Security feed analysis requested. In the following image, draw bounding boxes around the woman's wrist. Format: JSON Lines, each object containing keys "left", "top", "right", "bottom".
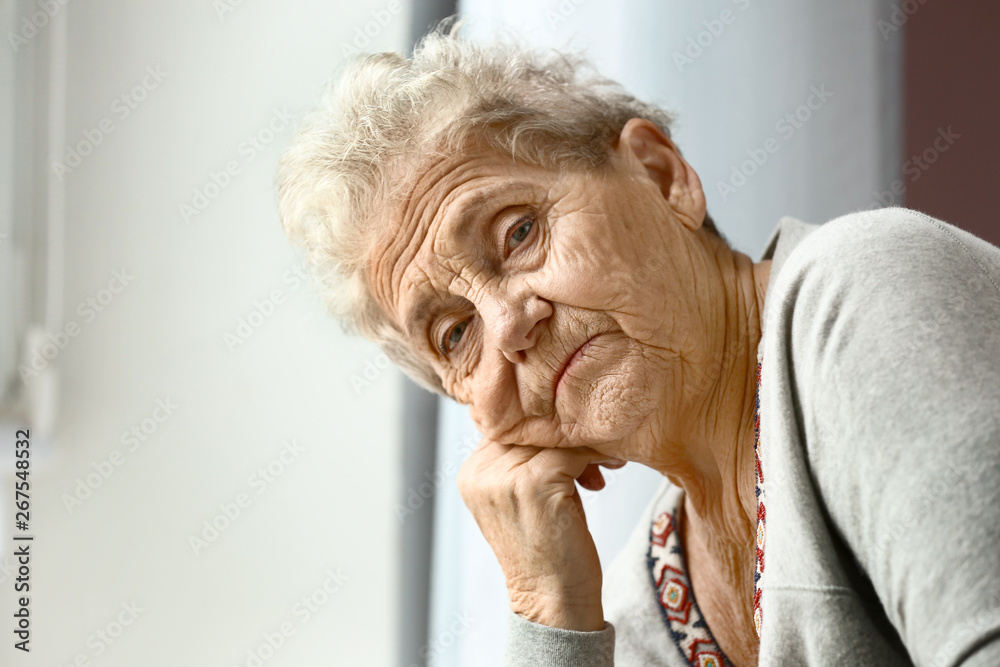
{"left": 509, "top": 589, "right": 605, "bottom": 631}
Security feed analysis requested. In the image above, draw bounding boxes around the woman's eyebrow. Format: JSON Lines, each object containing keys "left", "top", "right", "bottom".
{"left": 443, "top": 187, "right": 504, "bottom": 248}
{"left": 405, "top": 292, "right": 441, "bottom": 340}
{"left": 442, "top": 181, "right": 538, "bottom": 247}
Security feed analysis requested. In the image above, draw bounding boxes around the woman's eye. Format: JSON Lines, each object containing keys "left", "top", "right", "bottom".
{"left": 506, "top": 215, "right": 534, "bottom": 253}
{"left": 441, "top": 320, "right": 469, "bottom": 354}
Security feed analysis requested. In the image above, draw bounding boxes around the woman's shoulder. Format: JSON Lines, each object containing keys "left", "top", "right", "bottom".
{"left": 782, "top": 206, "right": 1000, "bottom": 288}
{"left": 763, "top": 206, "right": 1000, "bottom": 349}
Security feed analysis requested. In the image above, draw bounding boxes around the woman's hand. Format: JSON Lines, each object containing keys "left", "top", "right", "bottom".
{"left": 456, "top": 437, "right": 625, "bottom": 631}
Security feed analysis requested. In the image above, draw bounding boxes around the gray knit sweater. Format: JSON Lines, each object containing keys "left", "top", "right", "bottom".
{"left": 503, "top": 207, "right": 1000, "bottom": 666}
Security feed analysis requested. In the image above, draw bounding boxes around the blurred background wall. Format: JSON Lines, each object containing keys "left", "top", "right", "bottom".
{"left": 1, "top": 2, "right": 413, "bottom": 665}
{"left": 903, "top": 0, "right": 1000, "bottom": 247}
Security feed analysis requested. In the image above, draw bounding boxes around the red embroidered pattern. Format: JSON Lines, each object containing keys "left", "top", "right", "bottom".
{"left": 648, "top": 500, "right": 733, "bottom": 667}
{"left": 752, "top": 358, "right": 765, "bottom": 637}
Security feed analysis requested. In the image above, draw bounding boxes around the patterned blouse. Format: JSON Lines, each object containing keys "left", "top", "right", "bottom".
{"left": 646, "top": 358, "right": 764, "bottom": 667}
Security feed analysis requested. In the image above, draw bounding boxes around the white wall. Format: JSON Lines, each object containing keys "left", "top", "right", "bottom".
{"left": 0, "top": 2, "right": 413, "bottom": 666}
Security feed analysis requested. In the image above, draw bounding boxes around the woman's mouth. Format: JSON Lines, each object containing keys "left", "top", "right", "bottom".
{"left": 554, "top": 335, "right": 599, "bottom": 399}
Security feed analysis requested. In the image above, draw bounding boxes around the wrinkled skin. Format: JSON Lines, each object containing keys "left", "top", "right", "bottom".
{"left": 370, "top": 120, "right": 727, "bottom": 469}
{"left": 368, "top": 118, "right": 765, "bottom": 665}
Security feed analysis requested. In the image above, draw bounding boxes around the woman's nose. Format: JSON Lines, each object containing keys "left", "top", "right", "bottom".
{"left": 478, "top": 287, "right": 552, "bottom": 364}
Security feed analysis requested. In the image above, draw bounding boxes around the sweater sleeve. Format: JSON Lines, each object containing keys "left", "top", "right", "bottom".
{"left": 784, "top": 208, "right": 1000, "bottom": 666}
{"left": 503, "top": 608, "right": 616, "bottom": 667}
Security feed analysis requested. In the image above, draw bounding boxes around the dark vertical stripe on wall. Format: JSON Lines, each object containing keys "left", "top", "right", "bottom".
{"left": 398, "top": 5, "right": 456, "bottom": 667}
{"left": 398, "top": 385, "right": 441, "bottom": 667}
{"left": 409, "top": 0, "right": 459, "bottom": 52}
{"left": 903, "top": 0, "right": 1000, "bottom": 246}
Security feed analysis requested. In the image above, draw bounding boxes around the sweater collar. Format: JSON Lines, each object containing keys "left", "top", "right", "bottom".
{"left": 755, "top": 215, "right": 822, "bottom": 362}
{"left": 757, "top": 215, "right": 822, "bottom": 303}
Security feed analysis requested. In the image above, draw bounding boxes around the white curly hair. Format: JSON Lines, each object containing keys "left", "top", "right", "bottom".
{"left": 276, "top": 19, "right": 722, "bottom": 397}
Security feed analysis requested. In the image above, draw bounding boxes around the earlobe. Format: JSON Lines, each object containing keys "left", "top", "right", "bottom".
{"left": 617, "top": 118, "right": 706, "bottom": 232}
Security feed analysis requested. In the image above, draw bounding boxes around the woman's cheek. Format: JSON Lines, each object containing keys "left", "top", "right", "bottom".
{"left": 438, "top": 357, "right": 470, "bottom": 401}
{"left": 542, "top": 241, "right": 624, "bottom": 306}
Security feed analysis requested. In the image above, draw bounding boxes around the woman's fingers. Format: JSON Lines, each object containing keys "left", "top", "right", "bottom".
{"left": 456, "top": 437, "right": 609, "bottom": 631}
{"left": 576, "top": 463, "right": 607, "bottom": 491}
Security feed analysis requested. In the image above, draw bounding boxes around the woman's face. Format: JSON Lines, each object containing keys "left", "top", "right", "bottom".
{"left": 368, "top": 121, "right": 715, "bottom": 462}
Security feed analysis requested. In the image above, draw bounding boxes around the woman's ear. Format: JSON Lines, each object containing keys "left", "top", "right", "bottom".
{"left": 615, "top": 118, "right": 707, "bottom": 231}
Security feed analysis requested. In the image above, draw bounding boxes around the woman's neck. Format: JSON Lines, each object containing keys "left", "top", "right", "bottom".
{"left": 648, "top": 245, "right": 771, "bottom": 665}
{"left": 653, "top": 245, "right": 770, "bottom": 541}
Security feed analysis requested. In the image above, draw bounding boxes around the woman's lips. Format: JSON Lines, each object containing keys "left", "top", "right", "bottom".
{"left": 554, "top": 335, "right": 598, "bottom": 399}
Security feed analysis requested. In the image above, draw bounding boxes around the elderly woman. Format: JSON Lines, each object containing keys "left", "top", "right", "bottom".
{"left": 277, "top": 28, "right": 1000, "bottom": 666}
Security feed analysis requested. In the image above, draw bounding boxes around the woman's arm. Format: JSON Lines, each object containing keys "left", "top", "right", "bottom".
{"left": 779, "top": 207, "right": 1000, "bottom": 665}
